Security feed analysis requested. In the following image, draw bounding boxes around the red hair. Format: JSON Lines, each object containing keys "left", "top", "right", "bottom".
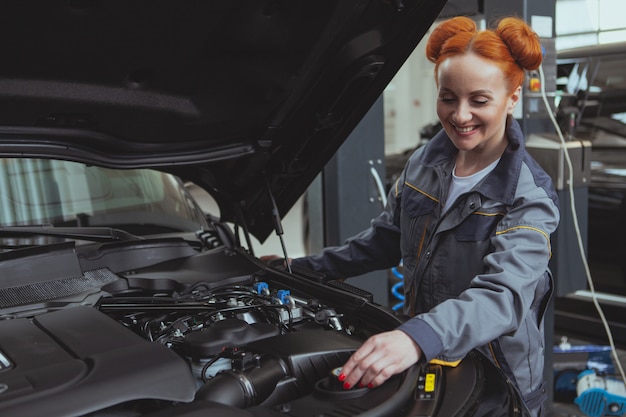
{"left": 426, "top": 16, "right": 542, "bottom": 93}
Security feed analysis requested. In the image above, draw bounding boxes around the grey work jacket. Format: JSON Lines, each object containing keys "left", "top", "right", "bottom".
{"left": 292, "top": 118, "right": 560, "bottom": 413}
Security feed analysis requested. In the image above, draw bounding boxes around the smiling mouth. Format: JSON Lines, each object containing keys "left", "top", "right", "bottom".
{"left": 454, "top": 125, "right": 477, "bottom": 133}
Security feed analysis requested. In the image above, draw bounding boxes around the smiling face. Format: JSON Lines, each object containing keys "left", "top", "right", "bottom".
{"left": 436, "top": 52, "right": 521, "bottom": 166}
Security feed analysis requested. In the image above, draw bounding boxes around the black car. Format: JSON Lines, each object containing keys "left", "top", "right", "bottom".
{"left": 0, "top": 2, "right": 528, "bottom": 417}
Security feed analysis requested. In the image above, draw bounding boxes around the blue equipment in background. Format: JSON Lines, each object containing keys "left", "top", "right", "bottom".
{"left": 553, "top": 339, "right": 626, "bottom": 417}
{"left": 575, "top": 369, "right": 626, "bottom": 417}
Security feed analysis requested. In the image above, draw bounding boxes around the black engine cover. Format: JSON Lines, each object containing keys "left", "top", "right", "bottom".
{"left": 0, "top": 306, "right": 196, "bottom": 417}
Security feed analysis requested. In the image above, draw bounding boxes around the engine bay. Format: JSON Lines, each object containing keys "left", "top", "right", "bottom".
{"left": 0, "top": 238, "right": 527, "bottom": 417}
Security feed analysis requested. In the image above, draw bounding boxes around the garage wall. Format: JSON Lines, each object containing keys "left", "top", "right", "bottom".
{"left": 382, "top": 24, "right": 438, "bottom": 156}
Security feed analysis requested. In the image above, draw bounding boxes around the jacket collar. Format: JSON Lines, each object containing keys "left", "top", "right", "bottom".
{"left": 420, "top": 117, "right": 525, "bottom": 205}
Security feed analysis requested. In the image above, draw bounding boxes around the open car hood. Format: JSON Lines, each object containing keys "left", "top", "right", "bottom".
{"left": 0, "top": 0, "right": 447, "bottom": 241}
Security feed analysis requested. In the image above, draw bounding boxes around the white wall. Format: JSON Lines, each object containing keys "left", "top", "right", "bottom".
{"left": 383, "top": 24, "right": 438, "bottom": 156}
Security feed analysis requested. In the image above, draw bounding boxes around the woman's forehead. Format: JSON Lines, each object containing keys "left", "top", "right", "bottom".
{"left": 437, "top": 53, "right": 508, "bottom": 92}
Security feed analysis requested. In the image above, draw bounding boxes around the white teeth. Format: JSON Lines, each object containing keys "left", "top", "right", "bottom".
{"left": 455, "top": 126, "right": 475, "bottom": 133}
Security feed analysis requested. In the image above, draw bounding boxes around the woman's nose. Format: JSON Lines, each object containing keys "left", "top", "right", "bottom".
{"left": 452, "top": 102, "right": 472, "bottom": 124}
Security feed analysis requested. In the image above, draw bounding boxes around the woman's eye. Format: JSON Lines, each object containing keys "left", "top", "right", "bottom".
{"left": 473, "top": 100, "right": 488, "bottom": 105}
{"left": 440, "top": 97, "right": 455, "bottom": 103}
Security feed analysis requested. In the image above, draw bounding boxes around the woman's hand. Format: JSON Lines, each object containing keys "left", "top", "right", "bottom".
{"left": 339, "top": 330, "right": 422, "bottom": 389}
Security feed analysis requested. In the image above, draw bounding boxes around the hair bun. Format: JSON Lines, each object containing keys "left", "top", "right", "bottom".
{"left": 426, "top": 16, "right": 476, "bottom": 64}
{"left": 496, "top": 17, "right": 543, "bottom": 71}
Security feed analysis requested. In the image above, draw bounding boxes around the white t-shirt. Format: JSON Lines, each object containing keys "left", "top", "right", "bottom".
{"left": 443, "top": 158, "right": 500, "bottom": 213}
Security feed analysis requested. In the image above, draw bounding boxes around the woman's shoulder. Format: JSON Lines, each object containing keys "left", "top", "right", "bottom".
{"left": 517, "top": 153, "right": 560, "bottom": 207}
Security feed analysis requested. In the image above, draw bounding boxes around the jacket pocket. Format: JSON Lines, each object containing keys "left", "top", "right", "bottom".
{"left": 454, "top": 211, "right": 501, "bottom": 241}
{"left": 401, "top": 186, "right": 438, "bottom": 217}
{"left": 524, "top": 380, "right": 548, "bottom": 412}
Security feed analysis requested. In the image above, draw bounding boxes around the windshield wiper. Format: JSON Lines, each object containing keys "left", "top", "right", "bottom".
{"left": 0, "top": 225, "right": 143, "bottom": 242}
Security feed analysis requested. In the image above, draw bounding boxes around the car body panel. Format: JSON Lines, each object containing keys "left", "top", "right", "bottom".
{"left": 0, "top": 0, "right": 447, "bottom": 241}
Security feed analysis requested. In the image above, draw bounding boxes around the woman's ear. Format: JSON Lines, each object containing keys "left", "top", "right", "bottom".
{"left": 508, "top": 85, "right": 522, "bottom": 115}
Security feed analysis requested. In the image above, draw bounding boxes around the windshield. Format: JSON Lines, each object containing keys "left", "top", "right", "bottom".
{"left": 0, "top": 158, "right": 209, "bottom": 234}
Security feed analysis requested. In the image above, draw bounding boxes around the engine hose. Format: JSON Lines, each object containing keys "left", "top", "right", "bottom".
{"left": 195, "top": 356, "right": 287, "bottom": 408}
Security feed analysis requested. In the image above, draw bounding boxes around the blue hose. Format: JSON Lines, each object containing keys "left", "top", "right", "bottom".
{"left": 390, "top": 264, "right": 404, "bottom": 311}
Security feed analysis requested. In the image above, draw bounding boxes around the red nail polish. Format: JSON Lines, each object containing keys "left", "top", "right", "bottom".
{"left": 343, "top": 382, "right": 351, "bottom": 390}
{"left": 358, "top": 383, "right": 365, "bottom": 388}
{"left": 338, "top": 373, "right": 346, "bottom": 382}
{"left": 368, "top": 383, "right": 374, "bottom": 389}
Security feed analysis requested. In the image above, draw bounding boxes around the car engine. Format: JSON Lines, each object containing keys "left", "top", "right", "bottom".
{"left": 0, "top": 238, "right": 527, "bottom": 417}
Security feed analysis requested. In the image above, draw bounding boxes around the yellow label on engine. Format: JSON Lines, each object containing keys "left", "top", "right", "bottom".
{"left": 425, "top": 373, "right": 435, "bottom": 392}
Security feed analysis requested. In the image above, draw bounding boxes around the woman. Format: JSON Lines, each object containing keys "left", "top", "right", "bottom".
{"left": 265, "top": 16, "right": 559, "bottom": 416}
